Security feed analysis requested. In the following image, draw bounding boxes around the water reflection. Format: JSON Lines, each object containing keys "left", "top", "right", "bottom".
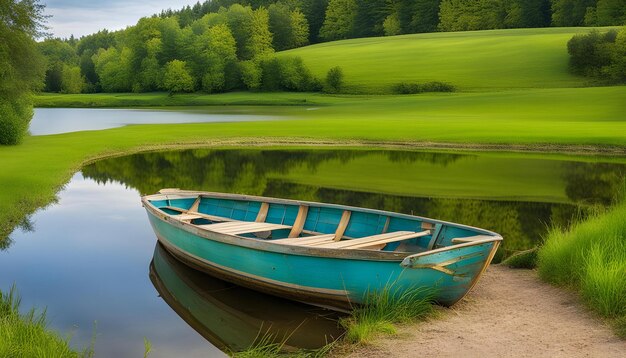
{"left": 150, "top": 243, "right": 343, "bottom": 352}
{"left": 83, "top": 148, "right": 626, "bottom": 259}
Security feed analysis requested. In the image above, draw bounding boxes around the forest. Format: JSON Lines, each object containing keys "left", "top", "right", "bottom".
{"left": 38, "top": 0, "right": 626, "bottom": 95}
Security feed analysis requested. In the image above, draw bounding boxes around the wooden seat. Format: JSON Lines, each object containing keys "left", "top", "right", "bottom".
{"left": 160, "top": 206, "right": 236, "bottom": 223}
{"left": 270, "top": 234, "right": 336, "bottom": 246}
{"left": 198, "top": 221, "right": 291, "bottom": 235}
{"left": 313, "top": 230, "right": 431, "bottom": 250}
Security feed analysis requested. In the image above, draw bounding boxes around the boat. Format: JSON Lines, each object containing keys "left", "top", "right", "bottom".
{"left": 150, "top": 243, "right": 343, "bottom": 352}
{"left": 142, "top": 189, "right": 502, "bottom": 310}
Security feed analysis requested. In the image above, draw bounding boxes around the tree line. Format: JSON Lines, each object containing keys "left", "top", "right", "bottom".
{"left": 40, "top": 0, "right": 626, "bottom": 95}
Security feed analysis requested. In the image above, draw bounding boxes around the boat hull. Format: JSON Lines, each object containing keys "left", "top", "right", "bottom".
{"left": 146, "top": 210, "right": 500, "bottom": 309}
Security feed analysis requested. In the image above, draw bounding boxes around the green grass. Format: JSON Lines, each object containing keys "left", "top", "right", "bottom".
{"left": 501, "top": 248, "right": 539, "bottom": 269}
{"left": 340, "top": 286, "right": 435, "bottom": 344}
{"left": 538, "top": 203, "right": 626, "bottom": 336}
{"left": 33, "top": 91, "right": 344, "bottom": 108}
{"left": 280, "top": 27, "right": 616, "bottom": 93}
{"left": 0, "top": 286, "right": 86, "bottom": 357}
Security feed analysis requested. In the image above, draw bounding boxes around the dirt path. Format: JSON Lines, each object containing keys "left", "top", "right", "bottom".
{"left": 347, "top": 265, "right": 625, "bottom": 358}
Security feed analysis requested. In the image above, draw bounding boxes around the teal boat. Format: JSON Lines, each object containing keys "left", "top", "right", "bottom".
{"left": 142, "top": 189, "right": 502, "bottom": 310}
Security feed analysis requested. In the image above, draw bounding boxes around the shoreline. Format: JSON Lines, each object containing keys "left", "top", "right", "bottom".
{"left": 343, "top": 265, "right": 626, "bottom": 357}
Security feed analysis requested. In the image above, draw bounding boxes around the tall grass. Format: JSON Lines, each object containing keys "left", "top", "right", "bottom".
{"left": 230, "top": 326, "right": 333, "bottom": 358}
{"left": 538, "top": 203, "right": 626, "bottom": 336}
{"left": 340, "top": 285, "right": 435, "bottom": 344}
{"left": 0, "top": 285, "right": 86, "bottom": 357}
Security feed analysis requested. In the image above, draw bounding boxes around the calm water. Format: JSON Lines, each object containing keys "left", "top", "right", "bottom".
{"left": 29, "top": 108, "right": 276, "bottom": 135}
{"left": 2, "top": 148, "right": 625, "bottom": 356}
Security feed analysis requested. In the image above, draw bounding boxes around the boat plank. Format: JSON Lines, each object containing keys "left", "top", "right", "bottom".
{"left": 310, "top": 231, "right": 413, "bottom": 248}
{"left": 271, "top": 234, "right": 336, "bottom": 246}
{"left": 341, "top": 231, "right": 431, "bottom": 249}
{"left": 315, "top": 231, "right": 429, "bottom": 249}
{"left": 199, "top": 222, "right": 291, "bottom": 235}
{"left": 159, "top": 206, "right": 236, "bottom": 223}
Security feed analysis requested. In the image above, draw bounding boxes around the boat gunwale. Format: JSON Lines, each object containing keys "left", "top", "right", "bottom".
{"left": 142, "top": 190, "right": 503, "bottom": 262}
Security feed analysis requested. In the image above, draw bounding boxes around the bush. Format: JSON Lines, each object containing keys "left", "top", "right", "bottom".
{"left": 0, "top": 97, "right": 33, "bottom": 145}
{"left": 566, "top": 27, "right": 626, "bottom": 83}
{"left": 260, "top": 56, "right": 321, "bottom": 92}
{"left": 568, "top": 30, "right": 617, "bottom": 76}
{"left": 392, "top": 81, "right": 455, "bottom": 94}
{"left": 324, "top": 66, "right": 343, "bottom": 93}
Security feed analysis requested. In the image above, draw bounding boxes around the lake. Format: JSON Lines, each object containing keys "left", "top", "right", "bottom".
{"left": 2, "top": 147, "right": 625, "bottom": 356}
{"left": 29, "top": 108, "right": 279, "bottom": 135}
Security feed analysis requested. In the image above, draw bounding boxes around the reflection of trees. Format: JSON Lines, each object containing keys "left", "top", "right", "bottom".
{"left": 83, "top": 149, "right": 365, "bottom": 195}
{"left": 563, "top": 162, "right": 625, "bottom": 206}
{"left": 386, "top": 151, "right": 465, "bottom": 166}
{"left": 83, "top": 149, "right": 471, "bottom": 197}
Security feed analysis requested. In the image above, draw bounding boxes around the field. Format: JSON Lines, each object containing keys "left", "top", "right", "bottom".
{"left": 280, "top": 27, "right": 612, "bottom": 93}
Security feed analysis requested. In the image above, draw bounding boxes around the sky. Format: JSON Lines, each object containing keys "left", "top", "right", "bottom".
{"left": 42, "top": 0, "right": 202, "bottom": 38}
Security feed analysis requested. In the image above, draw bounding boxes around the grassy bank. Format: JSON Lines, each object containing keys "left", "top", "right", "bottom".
{"left": 538, "top": 203, "right": 626, "bottom": 337}
{"left": 0, "top": 287, "right": 85, "bottom": 357}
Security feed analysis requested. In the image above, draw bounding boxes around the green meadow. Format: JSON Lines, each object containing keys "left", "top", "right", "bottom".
{"left": 280, "top": 27, "right": 612, "bottom": 93}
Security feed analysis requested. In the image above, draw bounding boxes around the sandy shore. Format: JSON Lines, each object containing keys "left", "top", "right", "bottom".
{"left": 346, "top": 265, "right": 625, "bottom": 358}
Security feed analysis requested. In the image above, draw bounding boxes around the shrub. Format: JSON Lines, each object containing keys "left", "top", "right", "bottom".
{"left": 568, "top": 30, "right": 617, "bottom": 76}
{"left": 324, "top": 66, "right": 344, "bottom": 93}
{"left": 392, "top": 81, "right": 455, "bottom": 94}
{"left": 260, "top": 56, "right": 321, "bottom": 92}
{"left": 0, "top": 97, "right": 33, "bottom": 145}
{"left": 566, "top": 27, "right": 626, "bottom": 83}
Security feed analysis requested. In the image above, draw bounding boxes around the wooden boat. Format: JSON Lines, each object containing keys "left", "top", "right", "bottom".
{"left": 142, "top": 189, "right": 502, "bottom": 310}
{"left": 150, "top": 243, "right": 343, "bottom": 352}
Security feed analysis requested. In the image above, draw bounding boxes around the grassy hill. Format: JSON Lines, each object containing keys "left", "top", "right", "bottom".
{"left": 280, "top": 27, "right": 608, "bottom": 93}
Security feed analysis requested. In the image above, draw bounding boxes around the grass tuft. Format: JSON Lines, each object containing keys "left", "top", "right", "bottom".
{"left": 340, "top": 285, "right": 435, "bottom": 344}
{"left": 538, "top": 203, "right": 626, "bottom": 338}
{"left": 0, "top": 285, "right": 85, "bottom": 357}
{"left": 502, "top": 247, "right": 538, "bottom": 269}
{"left": 230, "top": 330, "right": 284, "bottom": 358}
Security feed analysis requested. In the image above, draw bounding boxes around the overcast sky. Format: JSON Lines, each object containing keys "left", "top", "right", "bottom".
{"left": 42, "top": 0, "right": 201, "bottom": 38}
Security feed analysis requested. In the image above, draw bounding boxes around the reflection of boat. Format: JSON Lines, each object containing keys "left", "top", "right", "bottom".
{"left": 150, "top": 243, "right": 342, "bottom": 352}
{"left": 142, "top": 190, "right": 502, "bottom": 309}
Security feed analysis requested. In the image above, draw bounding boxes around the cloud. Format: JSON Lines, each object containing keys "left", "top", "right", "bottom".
{"left": 42, "top": 0, "right": 201, "bottom": 38}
